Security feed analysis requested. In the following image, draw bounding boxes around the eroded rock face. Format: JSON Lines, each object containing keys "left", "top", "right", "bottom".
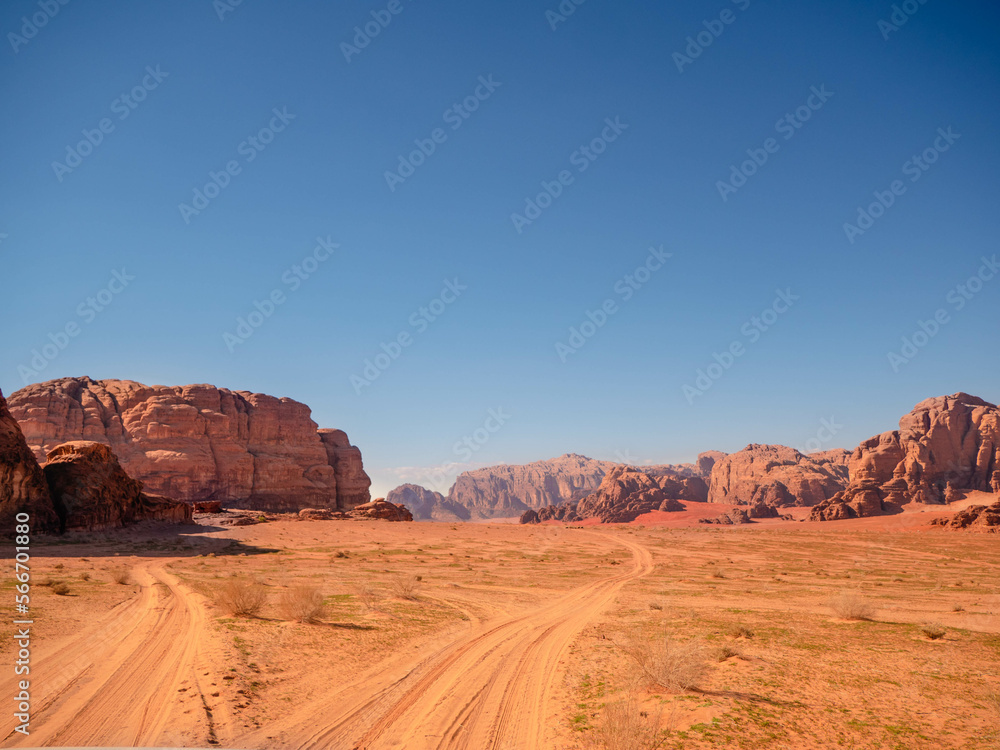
{"left": 808, "top": 482, "right": 886, "bottom": 522}
{"left": 386, "top": 483, "right": 471, "bottom": 522}
{"left": 575, "top": 467, "right": 683, "bottom": 523}
{"left": 0, "top": 388, "right": 58, "bottom": 530}
{"left": 708, "top": 444, "right": 849, "bottom": 508}
{"left": 43, "top": 441, "right": 192, "bottom": 530}
{"left": 699, "top": 508, "right": 752, "bottom": 525}
{"left": 932, "top": 501, "right": 1000, "bottom": 532}
{"left": 9, "top": 377, "right": 370, "bottom": 512}
{"left": 848, "top": 393, "right": 1000, "bottom": 505}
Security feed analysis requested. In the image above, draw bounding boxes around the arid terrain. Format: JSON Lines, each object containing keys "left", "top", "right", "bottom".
{"left": 2, "top": 509, "right": 997, "bottom": 750}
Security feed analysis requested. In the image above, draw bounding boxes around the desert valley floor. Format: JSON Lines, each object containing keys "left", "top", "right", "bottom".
{"left": 1, "top": 508, "right": 998, "bottom": 750}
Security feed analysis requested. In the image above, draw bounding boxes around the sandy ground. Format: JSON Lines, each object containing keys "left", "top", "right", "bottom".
{"left": 1, "top": 503, "right": 998, "bottom": 749}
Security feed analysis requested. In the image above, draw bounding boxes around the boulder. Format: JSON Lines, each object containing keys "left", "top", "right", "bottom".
{"left": 298, "top": 508, "right": 335, "bottom": 521}
{"left": 700, "top": 508, "right": 752, "bottom": 525}
{"left": 0, "top": 388, "right": 58, "bottom": 531}
{"left": 193, "top": 500, "right": 223, "bottom": 514}
{"left": 8, "top": 377, "right": 371, "bottom": 512}
{"left": 42, "top": 441, "right": 192, "bottom": 530}
{"left": 348, "top": 498, "right": 413, "bottom": 522}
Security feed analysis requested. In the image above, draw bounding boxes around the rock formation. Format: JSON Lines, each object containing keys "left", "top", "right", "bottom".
{"left": 699, "top": 508, "right": 752, "bottom": 525}
{"left": 8, "top": 377, "right": 371, "bottom": 512}
{"left": 0, "top": 388, "right": 58, "bottom": 530}
{"left": 931, "top": 500, "right": 1000, "bottom": 532}
{"left": 574, "top": 467, "right": 684, "bottom": 523}
{"left": 43, "top": 441, "right": 192, "bottom": 530}
{"left": 385, "top": 483, "right": 471, "bottom": 522}
{"left": 847, "top": 393, "right": 999, "bottom": 505}
{"left": 349, "top": 498, "right": 414, "bottom": 522}
{"left": 707, "top": 444, "right": 849, "bottom": 508}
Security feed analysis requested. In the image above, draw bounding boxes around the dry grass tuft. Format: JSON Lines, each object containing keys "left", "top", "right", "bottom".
{"left": 731, "top": 624, "right": 754, "bottom": 639}
{"left": 920, "top": 622, "right": 946, "bottom": 640}
{"left": 390, "top": 574, "right": 419, "bottom": 600}
{"left": 648, "top": 601, "right": 664, "bottom": 611}
{"left": 50, "top": 581, "right": 71, "bottom": 596}
{"left": 829, "top": 591, "right": 877, "bottom": 621}
{"left": 584, "top": 698, "right": 667, "bottom": 750}
{"left": 618, "top": 633, "right": 708, "bottom": 692}
{"left": 111, "top": 566, "right": 131, "bottom": 585}
{"left": 217, "top": 578, "right": 268, "bottom": 617}
{"left": 278, "top": 585, "right": 326, "bottom": 624}
{"left": 356, "top": 583, "right": 383, "bottom": 611}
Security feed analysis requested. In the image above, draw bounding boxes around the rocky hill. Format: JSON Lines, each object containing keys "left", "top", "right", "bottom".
{"left": 385, "top": 484, "right": 470, "bottom": 522}
{"left": 812, "top": 393, "right": 1000, "bottom": 521}
{"left": 1, "top": 387, "right": 58, "bottom": 530}
{"left": 707, "top": 445, "right": 849, "bottom": 508}
{"left": 8, "top": 377, "right": 371, "bottom": 512}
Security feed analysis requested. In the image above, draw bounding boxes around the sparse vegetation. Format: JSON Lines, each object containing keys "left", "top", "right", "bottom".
{"left": 584, "top": 698, "right": 667, "bottom": 750}
{"left": 216, "top": 578, "right": 268, "bottom": 617}
{"left": 111, "top": 566, "right": 131, "bottom": 585}
{"left": 920, "top": 622, "right": 946, "bottom": 640}
{"left": 731, "top": 624, "right": 754, "bottom": 639}
{"left": 829, "top": 590, "right": 877, "bottom": 621}
{"left": 648, "top": 601, "right": 663, "bottom": 611}
{"left": 278, "top": 586, "right": 326, "bottom": 624}
{"left": 390, "top": 574, "right": 419, "bottom": 600}
{"left": 79, "top": 571, "right": 91, "bottom": 581}
{"left": 50, "top": 581, "right": 71, "bottom": 596}
{"left": 617, "top": 633, "right": 708, "bottom": 692}
{"left": 356, "top": 583, "right": 382, "bottom": 611}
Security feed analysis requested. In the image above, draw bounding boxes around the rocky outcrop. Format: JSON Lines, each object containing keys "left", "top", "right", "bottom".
{"left": 708, "top": 444, "right": 849, "bottom": 508}
{"left": 8, "top": 377, "right": 370, "bottom": 512}
{"left": 656, "top": 475, "right": 710, "bottom": 503}
{"left": 349, "top": 498, "right": 413, "bottom": 522}
{"left": 847, "top": 393, "right": 999, "bottom": 506}
{"left": 574, "top": 467, "right": 683, "bottom": 523}
{"left": 386, "top": 483, "right": 471, "bottom": 522}
{"left": 0, "top": 388, "right": 58, "bottom": 530}
{"left": 520, "top": 503, "right": 582, "bottom": 524}
{"left": 43, "top": 441, "right": 192, "bottom": 530}
{"left": 447, "top": 454, "right": 619, "bottom": 518}
{"left": 931, "top": 501, "right": 1000, "bottom": 532}
{"left": 700, "top": 508, "right": 752, "bottom": 525}
{"left": 808, "top": 481, "right": 887, "bottom": 521}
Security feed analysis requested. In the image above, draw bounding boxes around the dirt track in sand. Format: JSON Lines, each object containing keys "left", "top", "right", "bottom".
{"left": 0, "top": 564, "right": 231, "bottom": 748}
{"left": 239, "top": 532, "right": 652, "bottom": 750}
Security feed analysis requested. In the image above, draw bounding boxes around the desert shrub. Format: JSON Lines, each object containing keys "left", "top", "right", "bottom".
{"left": 278, "top": 585, "right": 325, "bottom": 624}
{"left": 920, "top": 622, "right": 946, "bottom": 640}
{"left": 54, "top": 563, "right": 64, "bottom": 570}
{"left": 714, "top": 644, "right": 742, "bottom": 661}
{"left": 731, "top": 624, "right": 754, "bottom": 639}
{"left": 79, "top": 571, "right": 91, "bottom": 581}
{"left": 50, "top": 581, "right": 71, "bottom": 596}
{"left": 648, "top": 601, "right": 664, "bottom": 611}
{"left": 711, "top": 569, "right": 726, "bottom": 579}
{"left": 584, "top": 699, "right": 667, "bottom": 750}
{"left": 356, "top": 583, "right": 383, "bottom": 610}
{"left": 618, "top": 633, "right": 708, "bottom": 692}
{"left": 952, "top": 604, "right": 965, "bottom": 612}
{"left": 217, "top": 578, "right": 267, "bottom": 617}
{"left": 111, "top": 566, "right": 131, "bottom": 585}
{"left": 829, "top": 591, "right": 877, "bottom": 621}
{"left": 333, "top": 550, "right": 349, "bottom": 559}
{"left": 390, "top": 574, "right": 419, "bottom": 600}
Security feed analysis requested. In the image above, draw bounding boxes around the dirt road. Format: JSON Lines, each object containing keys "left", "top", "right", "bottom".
{"left": 257, "top": 532, "right": 653, "bottom": 750}
{"left": 0, "top": 564, "right": 230, "bottom": 748}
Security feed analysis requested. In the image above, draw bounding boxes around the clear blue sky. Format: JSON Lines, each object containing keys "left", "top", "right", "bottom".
{"left": 2, "top": 0, "right": 998, "bottom": 498}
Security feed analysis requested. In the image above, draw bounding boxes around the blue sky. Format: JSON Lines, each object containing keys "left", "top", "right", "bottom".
{"left": 1, "top": 0, "right": 997, "bottom": 498}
